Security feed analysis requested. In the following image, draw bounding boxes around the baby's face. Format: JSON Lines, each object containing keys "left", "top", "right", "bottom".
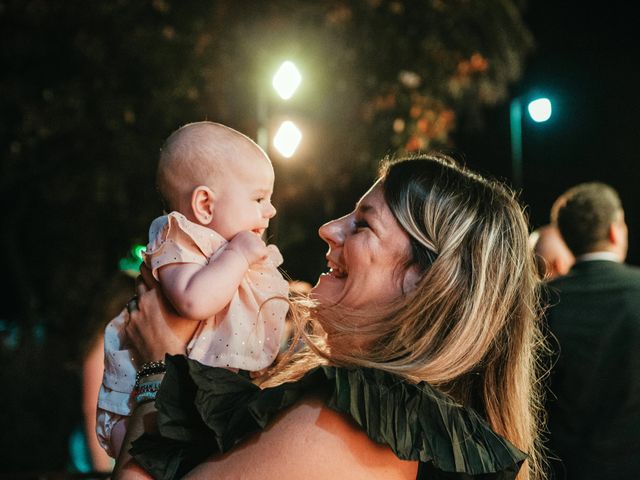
{"left": 210, "top": 156, "right": 276, "bottom": 241}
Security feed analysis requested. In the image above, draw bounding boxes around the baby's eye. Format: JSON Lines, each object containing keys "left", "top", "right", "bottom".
{"left": 256, "top": 197, "right": 265, "bottom": 203}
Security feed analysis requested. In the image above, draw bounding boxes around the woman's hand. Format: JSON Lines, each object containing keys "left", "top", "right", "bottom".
{"left": 138, "top": 263, "right": 158, "bottom": 291}
{"left": 124, "top": 282, "right": 194, "bottom": 363}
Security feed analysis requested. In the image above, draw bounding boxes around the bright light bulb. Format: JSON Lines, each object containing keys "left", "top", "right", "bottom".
{"left": 527, "top": 98, "right": 552, "bottom": 123}
{"left": 273, "top": 121, "right": 302, "bottom": 158}
{"left": 272, "top": 61, "right": 301, "bottom": 100}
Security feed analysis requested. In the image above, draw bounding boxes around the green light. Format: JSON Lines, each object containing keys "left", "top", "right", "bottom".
{"left": 119, "top": 244, "right": 146, "bottom": 275}
{"left": 118, "top": 257, "right": 140, "bottom": 273}
{"left": 132, "top": 244, "right": 146, "bottom": 261}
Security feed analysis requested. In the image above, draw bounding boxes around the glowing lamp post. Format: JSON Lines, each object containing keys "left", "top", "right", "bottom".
{"left": 256, "top": 60, "right": 304, "bottom": 242}
{"left": 528, "top": 98, "right": 552, "bottom": 123}
{"left": 510, "top": 95, "right": 553, "bottom": 189}
{"left": 257, "top": 60, "right": 303, "bottom": 159}
{"left": 271, "top": 61, "right": 302, "bottom": 158}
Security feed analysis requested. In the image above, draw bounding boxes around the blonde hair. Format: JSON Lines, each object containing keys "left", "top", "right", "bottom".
{"left": 265, "top": 153, "right": 546, "bottom": 480}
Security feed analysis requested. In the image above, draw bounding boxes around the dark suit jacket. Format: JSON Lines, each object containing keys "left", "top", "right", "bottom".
{"left": 544, "top": 260, "right": 640, "bottom": 480}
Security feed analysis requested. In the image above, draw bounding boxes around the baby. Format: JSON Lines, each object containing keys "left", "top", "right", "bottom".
{"left": 97, "top": 121, "right": 289, "bottom": 459}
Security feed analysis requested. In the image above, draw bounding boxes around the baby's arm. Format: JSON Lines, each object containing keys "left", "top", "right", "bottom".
{"left": 158, "top": 231, "right": 269, "bottom": 320}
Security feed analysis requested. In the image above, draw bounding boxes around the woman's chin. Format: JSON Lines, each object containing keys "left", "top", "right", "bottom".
{"left": 311, "top": 273, "right": 345, "bottom": 305}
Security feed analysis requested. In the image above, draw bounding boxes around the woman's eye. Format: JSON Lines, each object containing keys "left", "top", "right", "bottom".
{"left": 354, "top": 220, "right": 369, "bottom": 230}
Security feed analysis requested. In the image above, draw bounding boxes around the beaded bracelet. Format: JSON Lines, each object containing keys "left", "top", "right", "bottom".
{"left": 133, "top": 379, "right": 162, "bottom": 405}
{"left": 134, "top": 360, "right": 166, "bottom": 389}
{"left": 135, "top": 390, "right": 159, "bottom": 405}
{"left": 133, "top": 379, "right": 162, "bottom": 395}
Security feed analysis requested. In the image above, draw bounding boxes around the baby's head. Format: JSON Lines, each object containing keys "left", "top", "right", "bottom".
{"left": 156, "top": 121, "right": 276, "bottom": 241}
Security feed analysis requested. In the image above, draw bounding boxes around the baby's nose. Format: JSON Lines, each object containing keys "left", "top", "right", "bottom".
{"left": 265, "top": 202, "right": 277, "bottom": 218}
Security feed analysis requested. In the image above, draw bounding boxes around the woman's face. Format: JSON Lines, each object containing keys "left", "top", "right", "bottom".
{"left": 313, "top": 181, "right": 415, "bottom": 310}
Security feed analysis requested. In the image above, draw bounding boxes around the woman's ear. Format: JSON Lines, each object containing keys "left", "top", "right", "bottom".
{"left": 402, "top": 264, "right": 422, "bottom": 294}
{"left": 191, "top": 186, "right": 215, "bottom": 225}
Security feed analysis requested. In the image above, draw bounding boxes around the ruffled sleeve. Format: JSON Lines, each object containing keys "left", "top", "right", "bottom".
{"left": 325, "top": 368, "right": 527, "bottom": 478}
{"left": 143, "top": 212, "right": 226, "bottom": 281}
{"left": 131, "top": 355, "right": 527, "bottom": 480}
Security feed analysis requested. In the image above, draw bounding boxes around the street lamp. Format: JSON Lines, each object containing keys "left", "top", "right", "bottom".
{"left": 257, "top": 60, "right": 303, "bottom": 158}
{"left": 510, "top": 95, "right": 552, "bottom": 190}
{"left": 256, "top": 60, "right": 304, "bottom": 244}
{"left": 528, "top": 98, "right": 552, "bottom": 123}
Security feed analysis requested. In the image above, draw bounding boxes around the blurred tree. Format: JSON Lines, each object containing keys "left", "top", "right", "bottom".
{"left": 0, "top": 0, "right": 532, "bottom": 471}
{"left": 189, "top": 0, "right": 534, "bottom": 279}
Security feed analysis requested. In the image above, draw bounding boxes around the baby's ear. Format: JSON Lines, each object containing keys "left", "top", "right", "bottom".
{"left": 191, "top": 186, "right": 215, "bottom": 225}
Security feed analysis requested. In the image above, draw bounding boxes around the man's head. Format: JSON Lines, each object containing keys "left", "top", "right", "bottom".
{"left": 530, "top": 224, "right": 574, "bottom": 279}
{"left": 551, "top": 182, "right": 627, "bottom": 260}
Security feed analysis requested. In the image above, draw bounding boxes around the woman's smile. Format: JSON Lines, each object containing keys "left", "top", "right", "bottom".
{"left": 326, "top": 259, "right": 347, "bottom": 278}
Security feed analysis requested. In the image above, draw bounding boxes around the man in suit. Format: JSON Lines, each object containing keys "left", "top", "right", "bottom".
{"left": 545, "top": 182, "right": 640, "bottom": 479}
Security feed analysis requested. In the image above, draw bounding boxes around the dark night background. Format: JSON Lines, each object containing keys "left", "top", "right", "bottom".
{"left": 458, "top": 1, "right": 639, "bottom": 266}
{"left": 1, "top": 0, "right": 638, "bottom": 475}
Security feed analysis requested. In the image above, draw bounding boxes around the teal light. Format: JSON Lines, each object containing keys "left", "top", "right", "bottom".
{"left": 527, "top": 98, "right": 552, "bottom": 123}
{"left": 68, "top": 425, "right": 92, "bottom": 473}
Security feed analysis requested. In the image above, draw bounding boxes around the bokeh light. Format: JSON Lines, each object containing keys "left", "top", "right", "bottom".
{"left": 527, "top": 97, "right": 552, "bottom": 122}
{"left": 272, "top": 61, "right": 302, "bottom": 100}
{"left": 273, "top": 121, "right": 302, "bottom": 157}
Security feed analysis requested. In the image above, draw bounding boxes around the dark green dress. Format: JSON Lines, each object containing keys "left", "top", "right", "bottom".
{"left": 131, "top": 355, "right": 527, "bottom": 479}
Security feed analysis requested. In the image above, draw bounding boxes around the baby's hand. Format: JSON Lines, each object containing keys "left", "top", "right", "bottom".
{"left": 228, "top": 230, "right": 269, "bottom": 267}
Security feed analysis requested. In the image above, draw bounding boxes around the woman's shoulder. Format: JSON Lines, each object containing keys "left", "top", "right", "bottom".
{"left": 131, "top": 356, "right": 526, "bottom": 480}
{"left": 184, "top": 395, "right": 417, "bottom": 480}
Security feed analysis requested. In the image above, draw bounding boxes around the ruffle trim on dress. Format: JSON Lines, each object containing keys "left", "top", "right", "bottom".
{"left": 130, "top": 355, "right": 527, "bottom": 480}
{"left": 143, "top": 212, "right": 226, "bottom": 280}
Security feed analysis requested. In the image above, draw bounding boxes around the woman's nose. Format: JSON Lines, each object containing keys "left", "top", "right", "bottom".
{"left": 318, "top": 214, "right": 349, "bottom": 246}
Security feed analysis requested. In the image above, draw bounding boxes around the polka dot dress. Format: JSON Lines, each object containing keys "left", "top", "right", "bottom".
{"left": 144, "top": 212, "right": 290, "bottom": 370}
{"left": 97, "top": 212, "right": 289, "bottom": 449}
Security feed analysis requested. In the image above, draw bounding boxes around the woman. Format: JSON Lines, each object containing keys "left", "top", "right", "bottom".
{"left": 114, "top": 153, "right": 546, "bottom": 480}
